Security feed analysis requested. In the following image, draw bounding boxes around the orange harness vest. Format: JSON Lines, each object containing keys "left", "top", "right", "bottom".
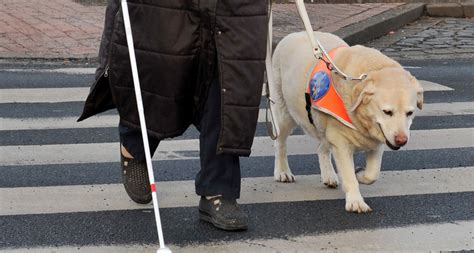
{"left": 305, "top": 47, "right": 356, "bottom": 129}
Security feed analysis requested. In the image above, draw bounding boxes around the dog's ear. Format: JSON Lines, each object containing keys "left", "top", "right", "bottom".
{"left": 409, "top": 75, "right": 424, "bottom": 110}
{"left": 351, "top": 80, "right": 375, "bottom": 112}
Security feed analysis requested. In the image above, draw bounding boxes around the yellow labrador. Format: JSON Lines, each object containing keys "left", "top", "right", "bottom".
{"left": 270, "top": 31, "right": 424, "bottom": 213}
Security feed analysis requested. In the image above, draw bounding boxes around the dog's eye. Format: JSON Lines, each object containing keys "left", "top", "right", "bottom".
{"left": 406, "top": 111, "right": 414, "bottom": 117}
{"left": 383, "top": 110, "right": 393, "bottom": 116}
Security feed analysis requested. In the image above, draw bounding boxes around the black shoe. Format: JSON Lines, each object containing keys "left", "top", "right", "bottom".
{"left": 121, "top": 153, "right": 152, "bottom": 204}
{"left": 199, "top": 196, "right": 248, "bottom": 231}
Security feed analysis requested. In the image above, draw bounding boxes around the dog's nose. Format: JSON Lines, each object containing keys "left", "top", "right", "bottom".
{"left": 395, "top": 134, "right": 407, "bottom": 146}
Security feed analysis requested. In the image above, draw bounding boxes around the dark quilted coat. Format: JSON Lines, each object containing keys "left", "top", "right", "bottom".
{"left": 78, "top": 0, "right": 269, "bottom": 156}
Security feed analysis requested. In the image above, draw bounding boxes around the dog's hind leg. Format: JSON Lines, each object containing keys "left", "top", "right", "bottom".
{"left": 318, "top": 142, "right": 339, "bottom": 188}
{"left": 356, "top": 146, "right": 383, "bottom": 185}
{"left": 270, "top": 47, "right": 298, "bottom": 183}
{"left": 273, "top": 118, "right": 297, "bottom": 182}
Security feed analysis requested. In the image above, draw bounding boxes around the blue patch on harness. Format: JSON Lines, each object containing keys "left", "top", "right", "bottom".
{"left": 310, "top": 71, "right": 330, "bottom": 101}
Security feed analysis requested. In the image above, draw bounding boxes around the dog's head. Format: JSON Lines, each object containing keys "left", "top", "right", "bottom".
{"left": 350, "top": 67, "right": 424, "bottom": 150}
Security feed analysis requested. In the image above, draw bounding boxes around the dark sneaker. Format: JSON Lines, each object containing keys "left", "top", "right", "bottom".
{"left": 121, "top": 153, "right": 152, "bottom": 204}
{"left": 199, "top": 196, "right": 248, "bottom": 231}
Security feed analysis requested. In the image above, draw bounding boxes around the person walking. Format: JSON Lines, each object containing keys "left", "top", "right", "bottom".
{"left": 78, "top": 0, "right": 269, "bottom": 231}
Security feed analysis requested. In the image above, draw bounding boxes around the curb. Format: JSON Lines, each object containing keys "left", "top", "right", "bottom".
{"left": 334, "top": 3, "right": 426, "bottom": 45}
{"left": 426, "top": 3, "right": 474, "bottom": 17}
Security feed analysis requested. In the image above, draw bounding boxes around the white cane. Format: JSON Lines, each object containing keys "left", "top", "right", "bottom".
{"left": 121, "top": 1, "right": 172, "bottom": 252}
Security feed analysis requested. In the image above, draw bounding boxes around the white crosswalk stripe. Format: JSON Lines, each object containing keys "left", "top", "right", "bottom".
{"left": 0, "top": 68, "right": 473, "bottom": 252}
{"left": 1, "top": 68, "right": 96, "bottom": 75}
{"left": 1, "top": 167, "right": 472, "bottom": 216}
{"left": 0, "top": 79, "right": 453, "bottom": 103}
{"left": 0, "top": 87, "right": 89, "bottom": 103}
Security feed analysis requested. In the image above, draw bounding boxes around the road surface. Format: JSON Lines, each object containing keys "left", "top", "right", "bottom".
{"left": 0, "top": 57, "right": 473, "bottom": 252}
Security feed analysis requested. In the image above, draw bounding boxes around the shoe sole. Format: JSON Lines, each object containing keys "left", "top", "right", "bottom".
{"left": 199, "top": 210, "right": 248, "bottom": 231}
{"left": 124, "top": 190, "right": 152, "bottom": 204}
{"left": 122, "top": 180, "right": 152, "bottom": 204}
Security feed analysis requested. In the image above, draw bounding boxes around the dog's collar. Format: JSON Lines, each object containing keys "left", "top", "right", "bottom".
{"left": 305, "top": 47, "right": 356, "bottom": 130}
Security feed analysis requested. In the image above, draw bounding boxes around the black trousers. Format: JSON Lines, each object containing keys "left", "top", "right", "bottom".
{"left": 119, "top": 78, "right": 241, "bottom": 199}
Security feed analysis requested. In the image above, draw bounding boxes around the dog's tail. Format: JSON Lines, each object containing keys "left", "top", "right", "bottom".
{"left": 269, "top": 49, "right": 284, "bottom": 109}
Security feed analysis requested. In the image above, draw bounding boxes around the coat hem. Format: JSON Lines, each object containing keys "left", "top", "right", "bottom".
{"left": 119, "top": 118, "right": 189, "bottom": 142}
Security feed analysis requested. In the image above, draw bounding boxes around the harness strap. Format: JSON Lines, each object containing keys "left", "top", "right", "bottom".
{"left": 305, "top": 93, "right": 314, "bottom": 125}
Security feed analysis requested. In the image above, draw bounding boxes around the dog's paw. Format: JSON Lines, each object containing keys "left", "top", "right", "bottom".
{"left": 355, "top": 168, "right": 376, "bottom": 185}
{"left": 321, "top": 172, "right": 339, "bottom": 188}
{"left": 274, "top": 171, "right": 296, "bottom": 183}
{"left": 345, "top": 194, "right": 372, "bottom": 213}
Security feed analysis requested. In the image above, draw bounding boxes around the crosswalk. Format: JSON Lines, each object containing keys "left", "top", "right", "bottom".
{"left": 0, "top": 65, "right": 473, "bottom": 252}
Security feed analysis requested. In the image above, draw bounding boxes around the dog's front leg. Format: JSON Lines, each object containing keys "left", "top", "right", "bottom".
{"left": 357, "top": 146, "right": 384, "bottom": 185}
{"left": 332, "top": 146, "right": 372, "bottom": 213}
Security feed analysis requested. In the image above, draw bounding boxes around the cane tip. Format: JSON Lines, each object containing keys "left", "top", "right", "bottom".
{"left": 157, "top": 247, "right": 172, "bottom": 253}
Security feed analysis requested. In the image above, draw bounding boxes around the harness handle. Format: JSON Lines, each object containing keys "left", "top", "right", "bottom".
{"left": 295, "top": 0, "right": 367, "bottom": 81}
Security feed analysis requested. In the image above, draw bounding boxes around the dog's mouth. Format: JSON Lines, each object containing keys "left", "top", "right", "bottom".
{"left": 385, "top": 140, "right": 401, "bottom": 150}
{"left": 377, "top": 123, "right": 401, "bottom": 151}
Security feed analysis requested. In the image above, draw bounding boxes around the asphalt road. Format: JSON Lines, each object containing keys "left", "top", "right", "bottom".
{"left": 0, "top": 57, "right": 473, "bottom": 252}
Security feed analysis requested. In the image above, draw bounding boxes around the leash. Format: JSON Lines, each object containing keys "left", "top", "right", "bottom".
{"left": 264, "top": 2, "right": 279, "bottom": 140}
{"left": 121, "top": 1, "right": 171, "bottom": 252}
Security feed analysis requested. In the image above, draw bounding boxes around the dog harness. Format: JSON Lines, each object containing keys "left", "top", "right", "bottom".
{"left": 305, "top": 47, "right": 356, "bottom": 129}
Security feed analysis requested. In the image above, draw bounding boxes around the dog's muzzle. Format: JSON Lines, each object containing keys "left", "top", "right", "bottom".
{"left": 377, "top": 123, "right": 401, "bottom": 151}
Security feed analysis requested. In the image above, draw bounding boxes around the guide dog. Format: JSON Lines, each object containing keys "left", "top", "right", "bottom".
{"left": 270, "top": 31, "right": 423, "bottom": 213}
